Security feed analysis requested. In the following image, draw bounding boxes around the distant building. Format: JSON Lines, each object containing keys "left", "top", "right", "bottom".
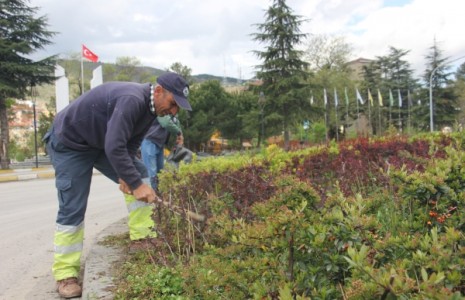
{"left": 9, "top": 100, "right": 45, "bottom": 147}
{"left": 347, "top": 58, "right": 374, "bottom": 81}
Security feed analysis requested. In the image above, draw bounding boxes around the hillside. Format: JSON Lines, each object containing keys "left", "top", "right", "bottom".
{"left": 31, "top": 59, "right": 247, "bottom": 107}
{"left": 59, "top": 59, "right": 245, "bottom": 84}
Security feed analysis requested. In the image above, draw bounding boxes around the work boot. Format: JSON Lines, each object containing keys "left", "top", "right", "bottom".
{"left": 56, "top": 277, "right": 82, "bottom": 298}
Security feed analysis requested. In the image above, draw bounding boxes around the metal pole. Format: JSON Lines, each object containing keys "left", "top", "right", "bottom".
{"left": 33, "top": 101, "right": 38, "bottom": 168}
{"left": 81, "top": 55, "right": 85, "bottom": 94}
{"left": 260, "top": 108, "right": 264, "bottom": 146}
{"left": 429, "top": 55, "right": 465, "bottom": 132}
{"left": 429, "top": 67, "right": 437, "bottom": 132}
{"left": 335, "top": 106, "right": 339, "bottom": 141}
{"left": 356, "top": 94, "right": 359, "bottom": 135}
{"left": 258, "top": 92, "right": 265, "bottom": 147}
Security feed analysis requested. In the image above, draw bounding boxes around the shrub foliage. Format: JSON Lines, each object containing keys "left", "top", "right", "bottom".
{"left": 115, "top": 133, "right": 465, "bottom": 299}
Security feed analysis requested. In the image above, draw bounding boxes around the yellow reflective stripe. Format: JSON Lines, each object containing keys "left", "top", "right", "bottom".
{"left": 124, "top": 194, "right": 157, "bottom": 240}
{"left": 54, "top": 243, "right": 83, "bottom": 254}
{"left": 53, "top": 252, "right": 81, "bottom": 281}
{"left": 127, "top": 200, "right": 151, "bottom": 213}
{"left": 54, "top": 226, "right": 84, "bottom": 247}
{"left": 55, "top": 221, "right": 84, "bottom": 234}
{"left": 52, "top": 222, "right": 83, "bottom": 281}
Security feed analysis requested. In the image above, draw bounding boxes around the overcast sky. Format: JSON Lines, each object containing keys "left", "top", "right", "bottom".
{"left": 29, "top": 0, "right": 465, "bottom": 80}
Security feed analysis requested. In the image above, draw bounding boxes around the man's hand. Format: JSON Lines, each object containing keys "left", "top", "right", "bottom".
{"left": 132, "top": 183, "right": 156, "bottom": 203}
{"left": 118, "top": 179, "right": 132, "bottom": 194}
{"left": 119, "top": 179, "right": 156, "bottom": 203}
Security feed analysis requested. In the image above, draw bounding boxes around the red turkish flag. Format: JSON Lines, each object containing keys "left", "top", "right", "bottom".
{"left": 82, "top": 44, "right": 98, "bottom": 62}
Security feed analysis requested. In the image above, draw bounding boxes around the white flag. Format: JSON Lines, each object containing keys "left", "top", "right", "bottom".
{"left": 389, "top": 89, "right": 394, "bottom": 106}
{"left": 356, "top": 88, "right": 365, "bottom": 104}
{"left": 334, "top": 88, "right": 338, "bottom": 107}
{"left": 377, "top": 89, "right": 383, "bottom": 107}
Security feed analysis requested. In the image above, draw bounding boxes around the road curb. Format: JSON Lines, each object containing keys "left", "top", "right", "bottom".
{"left": 0, "top": 169, "right": 103, "bottom": 183}
{"left": 0, "top": 175, "right": 18, "bottom": 182}
{"left": 38, "top": 172, "right": 55, "bottom": 179}
{"left": 0, "top": 172, "right": 55, "bottom": 182}
{"left": 82, "top": 218, "right": 128, "bottom": 300}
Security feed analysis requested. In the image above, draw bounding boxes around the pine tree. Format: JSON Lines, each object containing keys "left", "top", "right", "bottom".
{"left": 251, "top": 0, "right": 309, "bottom": 149}
{"left": 363, "top": 47, "right": 418, "bottom": 133}
{"left": 0, "top": 0, "right": 57, "bottom": 169}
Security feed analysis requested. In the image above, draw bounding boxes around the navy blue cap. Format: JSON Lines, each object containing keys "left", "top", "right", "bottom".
{"left": 156, "top": 72, "right": 192, "bottom": 111}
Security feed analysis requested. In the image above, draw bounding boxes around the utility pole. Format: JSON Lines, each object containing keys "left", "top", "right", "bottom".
{"left": 429, "top": 55, "right": 465, "bottom": 132}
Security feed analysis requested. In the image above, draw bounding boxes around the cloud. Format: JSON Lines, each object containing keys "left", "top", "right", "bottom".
{"left": 29, "top": 0, "right": 465, "bottom": 80}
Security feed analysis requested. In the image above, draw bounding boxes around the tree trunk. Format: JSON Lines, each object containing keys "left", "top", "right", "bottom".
{"left": 0, "top": 98, "right": 10, "bottom": 169}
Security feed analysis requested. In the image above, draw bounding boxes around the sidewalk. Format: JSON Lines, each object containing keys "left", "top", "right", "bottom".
{"left": 1, "top": 166, "right": 122, "bottom": 299}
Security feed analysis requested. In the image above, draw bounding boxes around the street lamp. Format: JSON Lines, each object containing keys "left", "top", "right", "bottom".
{"left": 258, "top": 91, "right": 266, "bottom": 147}
{"left": 429, "top": 55, "right": 465, "bottom": 132}
{"left": 31, "top": 86, "right": 39, "bottom": 168}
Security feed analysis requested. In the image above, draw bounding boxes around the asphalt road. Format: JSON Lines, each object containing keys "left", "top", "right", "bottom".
{"left": 0, "top": 175, "right": 128, "bottom": 300}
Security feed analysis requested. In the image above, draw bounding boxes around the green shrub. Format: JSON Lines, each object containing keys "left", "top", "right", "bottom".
{"left": 114, "top": 134, "right": 465, "bottom": 299}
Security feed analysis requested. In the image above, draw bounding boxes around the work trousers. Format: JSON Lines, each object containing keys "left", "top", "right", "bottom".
{"left": 45, "top": 129, "right": 156, "bottom": 281}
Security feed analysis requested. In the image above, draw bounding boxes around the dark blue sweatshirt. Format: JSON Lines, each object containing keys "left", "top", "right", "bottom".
{"left": 53, "top": 82, "right": 155, "bottom": 189}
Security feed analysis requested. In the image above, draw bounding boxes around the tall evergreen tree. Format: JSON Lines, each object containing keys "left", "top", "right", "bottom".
{"left": 217, "top": 91, "right": 257, "bottom": 148}
{"left": 251, "top": 0, "right": 309, "bottom": 149}
{"left": 364, "top": 47, "right": 418, "bottom": 133}
{"left": 0, "top": 0, "right": 57, "bottom": 168}
{"left": 181, "top": 80, "right": 230, "bottom": 151}
{"left": 387, "top": 47, "right": 419, "bottom": 133}
{"left": 360, "top": 62, "right": 382, "bottom": 134}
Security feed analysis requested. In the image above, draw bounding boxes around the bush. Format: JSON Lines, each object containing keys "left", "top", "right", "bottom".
{"left": 114, "top": 134, "right": 465, "bottom": 299}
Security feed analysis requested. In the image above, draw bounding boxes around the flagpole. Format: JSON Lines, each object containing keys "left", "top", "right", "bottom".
{"left": 356, "top": 90, "right": 360, "bottom": 137}
{"left": 334, "top": 88, "right": 339, "bottom": 142}
{"left": 389, "top": 105, "right": 392, "bottom": 126}
{"left": 81, "top": 49, "right": 85, "bottom": 95}
{"left": 368, "top": 92, "right": 371, "bottom": 136}
{"left": 335, "top": 107, "right": 339, "bottom": 141}
{"left": 324, "top": 108, "right": 328, "bottom": 142}
{"left": 323, "top": 88, "right": 328, "bottom": 142}
{"left": 378, "top": 102, "right": 381, "bottom": 135}
{"left": 389, "top": 89, "right": 393, "bottom": 127}
{"left": 398, "top": 108, "right": 401, "bottom": 132}
{"left": 407, "top": 89, "right": 411, "bottom": 133}
{"left": 345, "top": 87, "right": 349, "bottom": 133}
{"left": 398, "top": 89, "right": 402, "bottom": 133}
